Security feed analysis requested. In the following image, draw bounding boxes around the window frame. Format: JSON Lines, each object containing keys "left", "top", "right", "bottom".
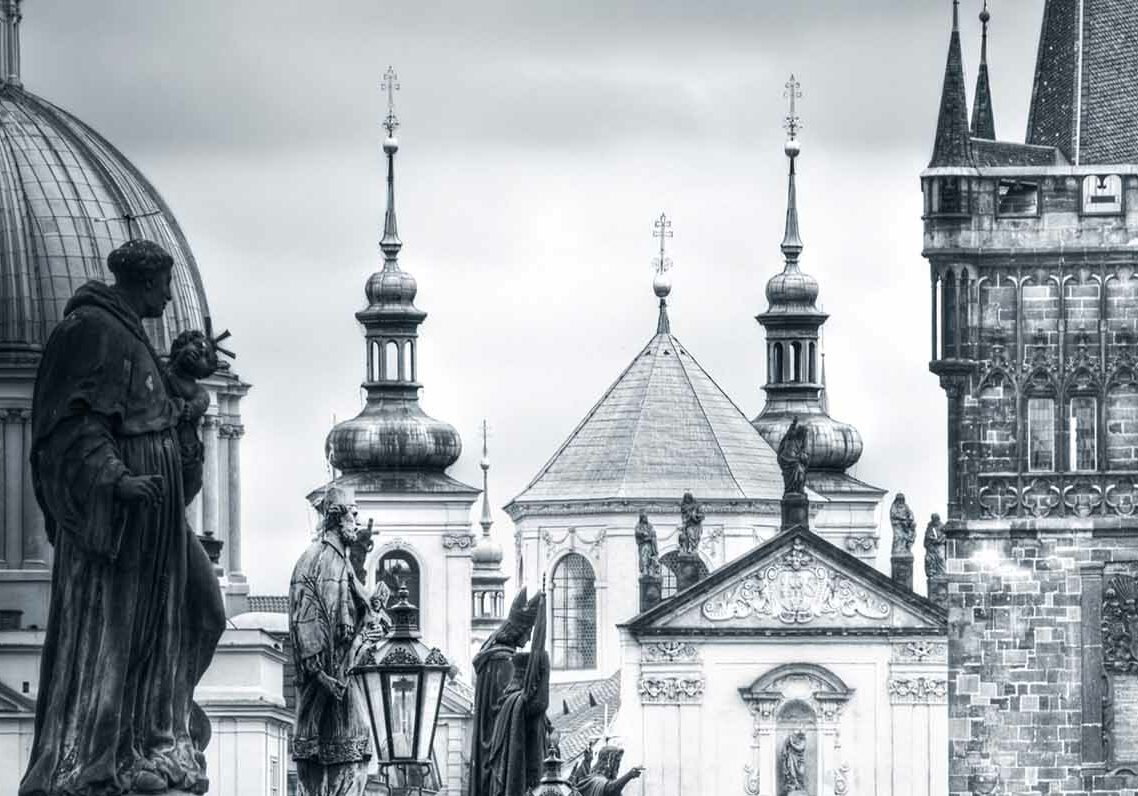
{"left": 549, "top": 552, "right": 597, "bottom": 671}
{"left": 1027, "top": 396, "right": 1056, "bottom": 473}
{"left": 1080, "top": 174, "right": 1124, "bottom": 217}
{"left": 1068, "top": 395, "right": 1098, "bottom": 472}
{"left": 994, "top": 178, "right": 1041, "bottom": 218}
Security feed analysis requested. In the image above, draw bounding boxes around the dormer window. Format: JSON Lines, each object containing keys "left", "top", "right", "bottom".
{"left": 929, "top": 177, "right": 970, "bottom": 216}
{"left": 1082, "top": 174, "right": 1122, "bottom": 215}
{"left": 996, "top": 179, "right": 1039, "bottom": 217}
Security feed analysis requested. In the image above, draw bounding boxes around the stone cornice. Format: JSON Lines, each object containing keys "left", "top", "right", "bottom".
{"left": 506, "top": 497, "right": 784, "bottom": 521}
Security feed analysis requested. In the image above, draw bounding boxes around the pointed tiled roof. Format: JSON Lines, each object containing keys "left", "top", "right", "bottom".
{"left": 970, "top": 6, "right": 996, "bottom": 139}
{"left": 509, "top": 331, "right": 784, "bottom": 505}
{"left": 929, "top": 1, "right": 973, "bottom": 167}
{"left": 1027, "top": 0, "right": 1138, "bottom": 164}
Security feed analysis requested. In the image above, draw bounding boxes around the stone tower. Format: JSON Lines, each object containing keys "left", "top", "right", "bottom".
{"left": 921, "top": 2, "right": 1138, "bottom": 793}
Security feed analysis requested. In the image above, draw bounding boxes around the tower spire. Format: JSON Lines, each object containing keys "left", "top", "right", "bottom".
{"left": 781, "top": 75, "right": 803, "bottom": 266}
{"left": 381, "top": 66, "right": 401, "bottom": 263}
{"left": 929, "top": 0, "right": 973, "bottom": 166}
{"left": 970, "top": 1, "right": 996, "bottom": 139}
{"left": 652, "top": 212, "right": 673, "bottom": 335}
{"left": 1, "top": 1, "right": 21, "bottom": 88}
{"left": 479, "top": 420, "right": 493, "bottom": 536}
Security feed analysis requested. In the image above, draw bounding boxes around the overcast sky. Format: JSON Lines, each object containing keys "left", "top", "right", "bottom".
{"left": 23, "top": 0, "right": 1046, "bottom": 594}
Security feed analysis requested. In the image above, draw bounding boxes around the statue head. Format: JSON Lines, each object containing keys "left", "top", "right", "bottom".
{"left": 595, "top": 745, "right": 624, "bottom": 778}
{"left": 493, "top": 588, "right": 540, "bottom": 648}
{"left": 929, "top": 512, "right": 942, "bottom": 525}
{"left": 168, "top": 329, "right": 219, "bottom": 381}
{"left": 108, "top": 239, "right": 174, "bottom": 319}
{"left": 319, "top": 485, "right": 362, "bottom": 545}
{"left": 637, "top": 511, "right": 649, "bottom": 526}
{"left": 681, "top": 491, "right": 695, "bottom": 507}
{"left": 894, "top": 492, "right": 907, "bottom": 504}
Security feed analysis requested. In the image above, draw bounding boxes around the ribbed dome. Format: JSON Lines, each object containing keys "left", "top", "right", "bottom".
{"left": 471, "top": 536, "right": 504, "bottom": 567}
{"left": 0, "top": 84, "right": 207, "bottom": 354}
{"left": 365, "top": 263, "right": 418, "bottom": 308}
{"left": 752, "top": 410, "right": 863, "bottom": 472}
{"left": 765, "top": 264, "right": 819, "bottom": 311}
{"left": 325, "top": 400, "right": 462, "bottom": 473}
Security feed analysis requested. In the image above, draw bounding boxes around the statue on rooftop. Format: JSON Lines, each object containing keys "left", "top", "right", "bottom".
{"left": 777, "top": 417, "right": 810, "bottom": 496}
{"left": 890, "top": 493, "right": 917, "bottom": 555}
{"left": 924, "top": 513, "right": 947, "bottom": 577}
{"left": 20, "top": 240, "right": 227, "bottom": 796}
{"left": 635, "top": 512, "right": 661, "bottom": 577}
{"left": 289, "top": 485, "right": 374, "bottom": 796}
{"left": 575, "top": 744, "right": 644, "bottom": 796}
{"left": 678, "top": 492, "right": 705, "bottom": 555}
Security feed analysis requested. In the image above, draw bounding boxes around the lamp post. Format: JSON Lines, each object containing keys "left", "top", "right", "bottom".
{"left": 351, "top": 582, "right": 450, "bottom": 796}
{"left": 531, "top": 749, "right": 581, "bottom": 796}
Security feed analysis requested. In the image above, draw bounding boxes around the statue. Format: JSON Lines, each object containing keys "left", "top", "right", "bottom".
{"left": 634, "top": 512, "right": 661, "bottom": 576}
{"left": 576, "top": 745, "right": 644, "bottom": 796}
{"left": 777, "top": 417, "right": 810, "bottom": 495}
{"left": 165, "top": 329, "right": 219, "bottom": 503}
{"left": 469, "top": 588, "right": 542, "bottom": 796}
{"left": 289, "top": 485, "right": 373, "bottom": 796}
{"left": 21, "top": 240, "right": 226, "bottom": 795}
{"left": 487, "top": 591, "right": 550, "bottom": 796}
{"left": 924, "top": 513, "right": 947, "bottom": 577}
{"left": 678, "top": 492, "right": 705, "bottom": 555}
{"left": 780, "top": 730, "right": 808, "bottom": 796}
{"left": 890, "top": 493, "right": 917, "bottom": 555}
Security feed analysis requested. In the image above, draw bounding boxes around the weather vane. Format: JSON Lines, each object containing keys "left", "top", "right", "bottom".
{"left": 783, "top": 74, "right": 802, "bottom": 141}
{"left": 382, "top": 66, "right": 400, "bottom": 137}
{"left": 102, "top": 207, "right": 162, "bottom": 241}
{"left": 652, "top": 212, "right": 673, "bottom": 275}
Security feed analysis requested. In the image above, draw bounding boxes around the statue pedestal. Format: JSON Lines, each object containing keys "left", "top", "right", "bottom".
{"left": 639, "top": 574, "right": 662, "bottom": 612}
{"left": 781, "top": 492, "right": 809, "bottom": 531}
{"left": 891, "top": 553, "right": 914, "bottom": 592}
{"left": 674, "top": 552, "right": 703, "bottom": 593}
{"left": 928, "top": 574, "right": 948, "bottom": 605}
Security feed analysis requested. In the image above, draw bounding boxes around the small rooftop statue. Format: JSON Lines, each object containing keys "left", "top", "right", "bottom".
{"left": 678, "top": 492, "right": 704, "bottom": 555}
{"left": 634, "top": 512, "right": 661, "bottom": 577}
{"left": 890, "top": 493, "right": 917, "bottom": 555}
{"left": 777, "top": 417, "right": 810, "bottom": 496}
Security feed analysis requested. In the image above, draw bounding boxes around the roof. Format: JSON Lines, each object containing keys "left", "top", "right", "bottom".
{"left": 929, "top": 3, "right": 973, "bottom": 167}
{"left": 548, "top": 671, "right": 621, "bottom": 764}
{"left": 246, "top": 595, "right": 289, "bottom": 614}
{"left": 1027, "top": 0, "right": 1138, "bottom": 164}
{"left": 0, "top": 84, "right": 208, "bottom": 355}
{"left": 623, "top": 524, "right": 947, "bottom": 637}
{"left": 970, "top": 28, "right": 996, "bottom": 140}
{"left": 0, "top": 678, "right": 35, "bottom": 713}
{"left": 969, "top": 138, "right": 1062, "bottom": 167}
{"left": 508, "top": 329, "right": 784, "bottom": 506}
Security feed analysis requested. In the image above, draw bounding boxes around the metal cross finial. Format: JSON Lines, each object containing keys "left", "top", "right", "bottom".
{"left": 783, "top": 74, "right": 802, "bottom": 140}
{"left": 102, "top": 207, "right": 162, "bottom": 241}
{"left": 652, "top": 212, "right": 673, "bottom": 275}
{"left": 382, "top": 66, "right": 400, "bottom": 136}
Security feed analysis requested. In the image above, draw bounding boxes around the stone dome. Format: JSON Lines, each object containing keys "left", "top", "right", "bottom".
{"left": 0, "top": 84, "right": 207, "bottom": 356}
{"left": 471, "top": 535, "right": 504, "bottom": 567}
{"left": 752, "top": 410, "right": 864, "bottom": 472}
{"left": 325, "top": 400, "right": 462, "bottom": 473}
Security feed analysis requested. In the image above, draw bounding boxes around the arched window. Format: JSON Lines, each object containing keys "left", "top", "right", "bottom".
{"left": 376, "top": 550, "right": 421, "bottom": 630}
{"left": 370, "top": 340, "right": 381, "bottom": 382}
{"left": 1068, "top": 396, "right": 1098, "bottom": 472}
{"left": 808, "top": 342, "right": 817, "bottom": 383}
{"left": 550, "top": 553, "right": 596, "bottom": 670}
{"left": 772, "top": 343, "right": 784, "bottom": 385}
{"left": 404, "top": 340, "right": 415, "bottom": 381}
{"left": 791, "top": 341, "right": 803, "bottom": 382}
{"left": 1027, "top": 397, "right": 1056, "bottom": 472}
{"left": 659, "top": 550, "right": 710, "bottom": 600}
{"left": 385, "top": 341, "right": 399, "bottom": 381}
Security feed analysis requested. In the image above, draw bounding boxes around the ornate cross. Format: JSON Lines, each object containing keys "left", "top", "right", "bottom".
{"left": 653, "top": 212, "right": 672, "bottom": 275}
{"left": 382, "top": 66, "right": 400, "bottom": 136}
{"left": 103, "top": 207, "right": 161, "bottom": 241}
{"left": 783, "top": 74, "right": 802, "bottom": 140}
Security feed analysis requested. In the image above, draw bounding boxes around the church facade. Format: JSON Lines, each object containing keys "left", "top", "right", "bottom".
{"left": 923, "top": 1, "right": 1138, "bottom": 793}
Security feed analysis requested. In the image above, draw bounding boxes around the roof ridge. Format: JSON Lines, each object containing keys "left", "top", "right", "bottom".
{"left": 615, "top": 333, "right": 667, "bottom": 498}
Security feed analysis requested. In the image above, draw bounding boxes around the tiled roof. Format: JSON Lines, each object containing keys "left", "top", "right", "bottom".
{"left": 247, "top": 594, "right": 289, "bottom": 614}
{"left": 509, "top": 331, "right": 784, "bottom": 505}
{"left": 929, "top": 5, "right": 973, "bottom": 167}
{"left": 969, "top": 139, "right": 1061, "bottom": 168}
{"left": 971, "top": 35, "right": 996, "bottom": 139}
{"left": 548, "top": 671, "right": 621, "bottom": 764}
{"left": 1027, "top": 0, "right": 1138, "bottom": 164}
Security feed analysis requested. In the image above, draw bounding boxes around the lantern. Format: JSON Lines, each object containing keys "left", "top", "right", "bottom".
{"left": 351, "top": 582, "right": 450, "bottom": 793}
{"left": 530, "top": 748, "right": 581, "bottom": 796}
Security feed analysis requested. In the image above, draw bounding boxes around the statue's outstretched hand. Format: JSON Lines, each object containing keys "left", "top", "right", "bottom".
{"left": 629, "top": 766, "right": 645, "bottom": 779}
{"left": 116, "top": 474, "right": 164, "bottom": 505}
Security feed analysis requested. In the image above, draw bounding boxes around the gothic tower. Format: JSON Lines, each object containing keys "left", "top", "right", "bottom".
{"left": 921, "top": 2, "right": 1138, "bottom": 793}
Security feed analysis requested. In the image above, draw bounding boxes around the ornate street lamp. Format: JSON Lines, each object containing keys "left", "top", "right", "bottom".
{"left": 531, "top": 749, "right": 581, "bottom": 796}
{"left": 351, "top": 581, "right": 450, "bottom": 795}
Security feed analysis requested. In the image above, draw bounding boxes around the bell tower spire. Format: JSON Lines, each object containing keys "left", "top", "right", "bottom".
{"left": 652, "top": 212, "right": 673, "bottom": 335}
{"left": 970, "top": 1, "right": 996, "bottom": 139}
{"left": 929, "top": 0, "right": 973, "bottom": 166}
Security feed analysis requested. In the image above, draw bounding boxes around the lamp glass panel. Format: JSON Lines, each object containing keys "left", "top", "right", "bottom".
{"left": 357, "top": 670, "right": 390, "bottom": 761}
{"left": 386, "top": 671, "right": 419, "bottom": 760}
{"left": 416, "top": 668, "right": 445, "bottom": 760}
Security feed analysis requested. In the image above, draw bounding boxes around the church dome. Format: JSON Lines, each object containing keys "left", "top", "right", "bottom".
{"left": 471, "top": 536, "right": 504, "bottom": 567}
{"left": 752, "top": 410, "right": 863, "bottom": 472}
{"left": 325, "top": 401, "right": 462, "bottom": 473}
{"left": 365, "top": 264, "right": 419, "bottom": 309}
{"left": 0, "top": 84, "right": 207, "bottom": 355}
{"left": 764, "top": 264, "right": 819, "bottom": 311}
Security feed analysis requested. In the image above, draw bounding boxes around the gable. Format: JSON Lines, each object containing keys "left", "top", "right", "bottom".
{"left": 626, "top": 528, "right": 946, "bottom": 636}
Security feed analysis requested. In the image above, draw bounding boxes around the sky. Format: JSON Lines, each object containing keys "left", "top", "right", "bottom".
{"left": 22, "top": 0, "right": 1046, "bottom": 594}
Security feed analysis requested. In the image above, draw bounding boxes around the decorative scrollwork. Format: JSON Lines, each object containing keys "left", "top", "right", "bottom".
{"left": 978, "top": 478, "right": 1018, "bottom": 519}
{"left": 1103, "top": 574, "right": 1138, "bottom": 674}
{"left": 743, "top": 763, "right": 760, "bottom": 796}
{"left": 442, "top": 533, "right": 474, "bottom": 550}
{"left": 380, "top": 647, "right": 422, "bottom": 666}
{"left": 844, "top": 535, "right": 877, "bottom": 555}
{"left": 887, "top": 676, "right": 948, "bottom": 704}
{"left": 424, "top": 648, "right": 449, "bottom": 666}
{"left": 1106, "top": 480, "right": 1138, "bottom": 517}
{"left": 833, "top": 762, "right": 852, "bottom": 795}
{"left": 641, "top": 641, "right": 701, "bottom": 664}
{"left": 891, "top": 640, "right": 948, "bottom": 663}
{"left": 1062, "top": 480, "right": 1103, "bottom": 518}
{"left": 637, "top": 675, "right": 705, "bottom": 704}
{"left": 1021, "top": 478, "right": 1060, "bottom": 518}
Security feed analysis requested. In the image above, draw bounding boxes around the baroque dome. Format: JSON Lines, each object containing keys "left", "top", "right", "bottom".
{"left": 0, "top": 83, "right": 207, "bottom": 356}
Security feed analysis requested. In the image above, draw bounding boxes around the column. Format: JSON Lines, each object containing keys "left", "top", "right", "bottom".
{"left": 201, "top": 416, "right": 219, "bottom": 540}
{"left": 216, "top": 423, "right": 231, "bottom": 557}
{"left": 20, "top": 408, "right": 46, "bottom": 567}
{"left": 226, "top": 424, "right": 244, "bottom": 578}
{"left": 3, "top": 408, "right": 23, "bottom": 567}
{"left": 946, "top": 381, "right": 962, "bottom": 520}
{"left": 930, "top": 277, "right": 938, "bottom": 361}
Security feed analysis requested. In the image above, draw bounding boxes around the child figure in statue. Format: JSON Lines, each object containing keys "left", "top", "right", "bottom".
{"left": 165, "top": 329, "right": 220, "bottom": 503}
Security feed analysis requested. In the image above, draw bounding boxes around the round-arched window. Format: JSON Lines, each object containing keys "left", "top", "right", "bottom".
{"left": 376, "top": 550, "right": 421, "bottom": 630}
{"left": 550, "top": 553, "right": 596, "bottom": 670}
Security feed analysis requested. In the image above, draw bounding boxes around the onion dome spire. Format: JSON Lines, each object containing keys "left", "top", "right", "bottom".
{"left": 472, "top": 420, "right": 503, "bottom": 567}
{"left": 929, "top": 0, "right": 973, "bottom": 166}
{"left": 652, "top": 212, "right": 673, "bottom": 335}
{"left": 325, "top": 68, "right": 463, "bottom": 475}
{"left": 970, "top": 1, "right": 996, "bottom": 139}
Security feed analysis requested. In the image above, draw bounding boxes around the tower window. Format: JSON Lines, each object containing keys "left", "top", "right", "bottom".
{"left": 790, "top": 341, "right": 802, "bottom": 382}
{"left": 1082, "top": 175, "right": 1123, "bottom": 215}
{"left": 772, "top": 343, "right": 784, "bottom": 385}
{"left": 1069, "top": 397, "right": 1097, "bottom": 472}
{"left": 996, "top": 179, "right": 1039, "bottom": 217}
{"left": 404, "top": 340, "right": 415, "bottom": 381}
{"left": 550, "top": 553, "right": 596, "bottom": 670}
{"left": 808, "top": 342, "right": 817, "bottom": 383}
{"left": 385, "top": 341, "right": 399, "bottom": 381}
{"left": 930, "top": 177, "right": 969, "bottom": 215}
{"left": 1027, "top": 398, "right": 1055, "bottom": 472}
{"left": 376, "top": 551, "right": 421, "bottom": 630}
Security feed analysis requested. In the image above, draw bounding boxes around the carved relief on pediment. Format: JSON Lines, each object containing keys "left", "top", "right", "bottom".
{"left": 701, "top": 539, "right": 891, "bottom": 625}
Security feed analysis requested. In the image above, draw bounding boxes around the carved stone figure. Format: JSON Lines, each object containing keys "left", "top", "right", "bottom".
{"left": 777, "top": 417, "right": 810, "bottom": 495}
{"left": 165, "top": 329, "right": 220, "bottom": 503}
{"left": 470, "top": 588, "right": 542, "bottom": 796}
{"left": 21, "top": 240, "right": 226, "bottom": 796}
{"left": 487, "top": 591, "right": 550, "bottom": 796}
{"left": 890, "top": 493, "right": 917, "bottom": 555}
{"left": 575, "top": 744, "right": 644, "bottom": 796}
{"left": 678, "top": 492, "right": 705, "bottom": 555}
{"left": 634, "top": 512, "right": 661, "bottom": 576}
{"left": 289, "top": 485, "right": 373, "bottom": 796}
{"left": 924, "top": 513, "right": 947, "bottom": 577}
{"left": 780, "top": 730, "right": 808, "bottom": 796}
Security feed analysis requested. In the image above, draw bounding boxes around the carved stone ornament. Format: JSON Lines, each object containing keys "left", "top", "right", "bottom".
{"left": 641, "top": 641, "right": 701, "bottom": 664}
{"left": 1020, "top": 478, "right": 1060, "bottom": 519}
{"left": 699, "top": 525, "right": 723, "bottom": 561}
{"left": 1106, "top": 479, "right": 1138, "bottom": 518}
{"left": 1063, "top": 480, "right": 1103, "bottom": 518}
{"left": 891, "top": 640, "right": 948, "bottom": 663}
{"left": 887, "top": 676, "right": 948, "bottom": 704}
{"left": 743, "top": 763, "right": 760, "bottom": 796}
{"left": 833, "top": 762, "right": 852, "bottom": 796}
{"left": 541, "top": 526, "right": 606, "bottom": 560}
{"left": 701, "top": 539, "right": 891, "bottom": 624}
{"left": 978, "top": 478, "right": 1018, "bottom": 519}
{"left": 844, "top": 535, "right": 877, "bottom": 555}
{"left": 637, "top": 675, "right": 705, "bottom": 704}
{"left": 442, "top": 533, "right": 474, "bottom": 550}
{"left": 1103, "top": 574, "right": 1138, "bottom": 674}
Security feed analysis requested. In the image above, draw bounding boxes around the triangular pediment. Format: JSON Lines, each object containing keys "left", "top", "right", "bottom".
{"left": 624, "top": 526, "right": 946, "bottom": 636}
{"left": 0, "top": 678, "right": 35, "bottom": 713}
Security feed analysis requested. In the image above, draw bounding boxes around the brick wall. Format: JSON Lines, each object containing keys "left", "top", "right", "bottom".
{"left": 1106, "top": 386, "right": 1138, "bottom": 469}
{"left": 948, "top": 522, "right": 1138, "bottom": 796}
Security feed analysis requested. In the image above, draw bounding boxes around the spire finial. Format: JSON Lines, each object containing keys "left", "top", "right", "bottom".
{"left": 780, "top": 75, "right": 803, "bottom": 265}
{"left": 652, "top": 213, "right": 673, "bottom": 334}
{"left": 479, "top": 419, "right": 492, "bottom": 535}
{"left": 380, "top": 66, "right": 402, "bottom": 264}
{"left": 970, "top": 0, "right": 996, "bottom": 139}
{"left": 952, "top": 0, "right": 960, "bottom": 31}
{"left": 1, "top": 1, "right": 22, "bottom": 88}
